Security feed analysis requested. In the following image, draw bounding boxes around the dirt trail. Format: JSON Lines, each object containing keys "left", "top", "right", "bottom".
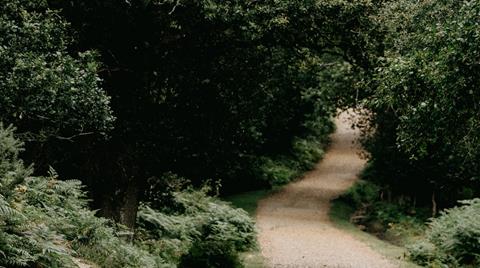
{"left": 256, "top": 111, "right": 395, "bottom": 268}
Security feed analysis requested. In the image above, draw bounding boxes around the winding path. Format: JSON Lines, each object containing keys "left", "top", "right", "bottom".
{"left": 256, "top": 111, "right": 395, "bottom": 268}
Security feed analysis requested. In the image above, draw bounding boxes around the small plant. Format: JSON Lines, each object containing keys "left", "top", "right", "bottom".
{"left": 137, "top": 187, "right": 257, "bottom": 268}
{"left": 340, "top": 180, "right": 380, "bottom": 208}
{"left": 337, "top": 180, "right": 425, "bottom": 245}
{"left": 0, "top": 125, "right": 257, "bottom": 267}
{"left": 257, "top": 137, "right": 328, "bottom": 187}
{"left": 257, "top": 157, "right": 300, "bottom": 186}
{"left": 408, "top": 199, "right": 480, "bottom": 267}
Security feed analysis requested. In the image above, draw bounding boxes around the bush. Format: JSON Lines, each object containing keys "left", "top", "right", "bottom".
{"left": 292, "top": 138, "right": 325, "bottom": 170}
{"left": 257, "top": 157, "right": 300, "bottom": 186}
{"left": 338, "top": 180, "right": 425, "bottom": 244}
{"left": 408, "top": 199, "right": 480, "bottom": 267}
{"left": 0, "top": 0, "right": 114, "bottom": 139}
{"left": 257, "top": 137, "right": 328, "bottom": 187}
{"left": 136, "top": 187, "right": 257, "bottom": 268}
{"left": 0, "top": 125, "right": 255, "bottom": 267}
{"left": 0, "top": 125, "right": 160, "bottom": 267}
{"left": 340, "top": 180, "right": 380, "bottom": 208}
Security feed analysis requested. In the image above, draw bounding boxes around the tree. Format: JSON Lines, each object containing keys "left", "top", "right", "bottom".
{"left": 361, "top": 0, "right": 480, "bottom": 208}
{"left": 0, "top": 0, "right": 114, "bottom": 140}
{"left": 42, "top": 0, "right": 382, "bottom": 226}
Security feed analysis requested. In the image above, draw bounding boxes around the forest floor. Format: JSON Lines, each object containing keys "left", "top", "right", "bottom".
{"left": 255, "top": 110, "right": 407, "bottom": 268}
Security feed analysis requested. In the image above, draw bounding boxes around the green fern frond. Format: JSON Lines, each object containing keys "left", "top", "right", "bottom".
{"left": 0, "top": 197, "right": 18, "bottom": 218}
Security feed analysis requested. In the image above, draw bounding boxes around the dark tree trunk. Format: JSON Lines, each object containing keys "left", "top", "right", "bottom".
{"left": 119, "top": 179, "right": 140, "bottom": 228}
{"left": 94, "top": 142, "right": 142, "bottom": 229}
{"left": 99, "top": 177, "right": 139, "bottom": 229}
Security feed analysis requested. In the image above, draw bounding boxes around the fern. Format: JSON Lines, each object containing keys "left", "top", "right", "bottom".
{"left": 0, "top": 125, "right": 256, "bottom": 267}
{"left": 136, "top": 188, "right": 256, "bottom": 267}
{"left": 0, "top": 197, "right": 16, "bottom": 218}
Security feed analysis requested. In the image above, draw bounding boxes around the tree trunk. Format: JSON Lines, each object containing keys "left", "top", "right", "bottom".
{"left": 97, "top": 142, "right": 142, "bottom": 229}
{"left": 99, "top": 178, "right": 139, "bottom": 229}
{"left": 118, "top": 179, "right": 139, "bottom": 229}
{"left": 431, "top": 191, "right": 437, "bottom": 217}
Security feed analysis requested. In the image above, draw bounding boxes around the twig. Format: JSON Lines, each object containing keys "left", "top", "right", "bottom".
{"left": 55, "top": 132, "right": 95, "bottom": 142}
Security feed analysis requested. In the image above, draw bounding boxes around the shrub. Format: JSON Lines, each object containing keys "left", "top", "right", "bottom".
{"left": 292, "top": 138, "right": 325, "bottom": 170}
{"left": 0, "top": 0, "right": 114, "bottom": 139}
{"left": 137, "top": 187, "right": 257, "bottom": 268}
{"left": 257, "top": 137, "right": 328, "bottom": 187}
{"left": 408, "top": 199, "right": 480, "bottom": 267}
{"left": 338, "top": 180, "right": 425, "bottom": 244}
{"left": 340, "top": 180, "right": 380, "bottom": 208}
{"left": 1, "top": 124, "right": 256, "bottom": 267}
{"left": 0, "top": 125, "right": 159, "bottom": 267}
{"left": 257, "top": 157, "right": 300, "bottom": 186}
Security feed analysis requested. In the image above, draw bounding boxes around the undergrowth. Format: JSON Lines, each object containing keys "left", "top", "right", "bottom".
{"left": 408, "top": 199, "right": 480, "bottom": 267}
{"left": 337, "top": 178, "right": 480, "bottom": 267}
{"left": 336, "top": 180, "right": 426, "bottom": 246}
{"left": 0, "top": 125, "right": 256, "bottom": 268}
{"left": 137, "top": 188, "right": 256, "bottom": 268}
{"left": 257, "top": 135, "right": 330, "bottom": 187}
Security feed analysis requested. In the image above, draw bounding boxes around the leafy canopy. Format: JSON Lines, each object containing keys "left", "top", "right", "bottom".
{"left": 0, "top": 0, "right": 114, "bottom": 140}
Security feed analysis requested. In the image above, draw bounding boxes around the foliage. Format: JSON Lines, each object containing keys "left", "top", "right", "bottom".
{"left": 0, "top": 125, "right": 255, "bottom": 267}
{"left": 409, "top": 199, "right": 480, "bottom": 267}
{"left": 342, "top": 0, "right": 480, "bottom": 255}
{"left": 360, "top": 0, "right": 480, "bottom": 206}
{"left": 39, "top": 0, "right": 380, "bottom": 223}
{"left": 341, "top": 180, "right": 381, "bottom": 208}
{"left": 0, "top": 125, "right": 159, "bottom": 267}
{"left": 338, "top": 180, "right": 426, "bottom": 245}
{"left": 256, "top": 136, "right": 329, "bottom": 186}
{"left": 137, "top": 187, "right": 256, "bottom": 268}
{"left": 0, "top": 0, "right": 114, "bottom": 140}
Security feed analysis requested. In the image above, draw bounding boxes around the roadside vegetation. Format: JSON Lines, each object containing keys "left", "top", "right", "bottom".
{"left": 335, "top": 180, "right": 480, "bottom": 268}
{"left": 1, "top": 0, "right": 364, "bottom": 267}
{"left": 331, "top": 0, "right": 480, "bottom": 267}
{"left": 0, "top": 125, "right": 256, "bottom": 267}
{"left": 1, "top": 0, "right": 479, "bottom": 267}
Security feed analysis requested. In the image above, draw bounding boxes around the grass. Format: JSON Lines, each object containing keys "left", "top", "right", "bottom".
{"left": 329, "top": 199, "right": 421, "bottom": 268}
{"left": 223, "top": 190, "right": 271, "bottom": 216}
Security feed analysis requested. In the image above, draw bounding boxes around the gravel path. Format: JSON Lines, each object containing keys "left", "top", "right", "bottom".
{"left": 256, "top": 111, "right": 395, "bottom": 268}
